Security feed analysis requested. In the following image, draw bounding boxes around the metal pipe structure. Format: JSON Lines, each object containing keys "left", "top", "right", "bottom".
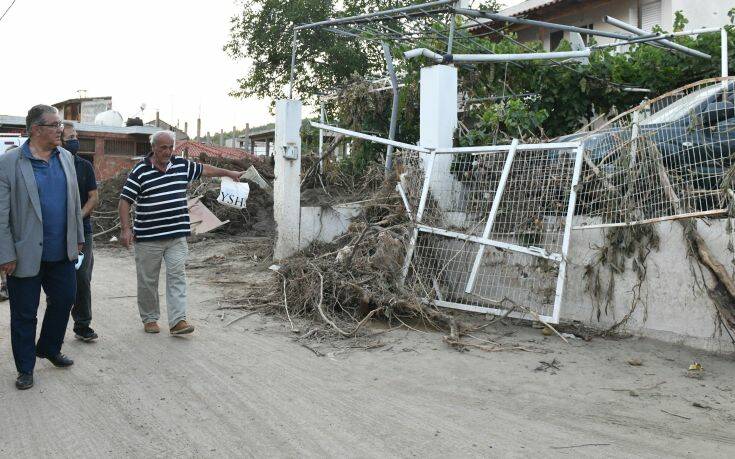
{"left": 447, "top": 13, "right": 456, "bottom": 54}
{"left": 404, "top": 48, "right": 443, "bottom": 60}
{"left": 455, "top": 7, "right": 637, "bottom": 41}
{"left": 289, "top": 29, "right": 298, "bottom": 99}
{"left": 382, "top": 42, "right": 400, "bottom": 174}
{"left": 310, "top": 121, "right": 430, "bottom": 153}
{"left": 604, "top": 16, "right": 710, "bottom": 60}
{"left": 318, "top": 102, "right": 325, "bottom": 174}
{"left": 593, "top": 27, "right": 722, "bottom": 50}
{"left": 295, "top": 0, "right": 455, "bottom": 30}
{"left": 404, "top": 47, "right": 590, "bottom": 63}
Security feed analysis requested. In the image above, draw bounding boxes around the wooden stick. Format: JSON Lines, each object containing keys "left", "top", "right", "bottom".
{"left": 473, "top": 294, "right": 570, "bottom": 344}
{"left": 93, "top": 223, "right": 121, "bottom": 239}
{"left": 573, "top": 209, "right": 726, "bottom": 230}
{"left": 550, "top": 443, "right": 611, "bottom": 450}
{"left": 661, "top": 409, "right": 691, "bottom": 420}
{"left": 224, "top": 310, "right": 260, "bottom": 327}
{"left": 276, "top": 271, "right": 298, "bottom": 333}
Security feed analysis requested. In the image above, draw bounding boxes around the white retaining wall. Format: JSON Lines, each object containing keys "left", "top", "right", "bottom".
{"left": 562, "top": 219, "right": 735, "bottom": 353}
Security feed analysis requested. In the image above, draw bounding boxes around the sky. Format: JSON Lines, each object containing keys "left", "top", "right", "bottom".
{"left": 0, "top": 0, "right": 271, "bottom": 135}
{"left": 0, "top": 0, "right": 526, "bottom": 135}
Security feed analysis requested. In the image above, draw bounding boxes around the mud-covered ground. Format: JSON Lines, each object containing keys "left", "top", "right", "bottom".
{"left": 1, "top": 238, "right": 734, "bottom": 457}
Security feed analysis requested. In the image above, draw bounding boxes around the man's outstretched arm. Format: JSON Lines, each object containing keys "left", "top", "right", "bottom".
{"left": 201, "top": 164, "right": 244, "bottom": 181}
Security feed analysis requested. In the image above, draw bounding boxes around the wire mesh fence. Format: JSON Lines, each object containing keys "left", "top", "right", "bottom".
{"left": 397, "top": 143, "right": 583, "bottom": 322}
{"left": 573, "top": 77, "right": 735, "bottom": 229}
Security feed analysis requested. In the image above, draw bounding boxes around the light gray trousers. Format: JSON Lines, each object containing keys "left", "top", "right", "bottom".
{"left": 134, "top": 237, "right": 188, "bottom": 328}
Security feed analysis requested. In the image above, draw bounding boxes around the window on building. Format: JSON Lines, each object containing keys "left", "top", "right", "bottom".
{"left": 78, "top": 137, "right": 95, "bottom": 153}
{"left": 550, "top": 30, "right": 563, "bottom": 50}
{"left": 640, "top": 0, "right": 662, "bottom": 32}
{"left": 104, "top": 139, "right": 135, "bottom": 156}
{"left": 136, "top": 142, "right": 150, "bottom": 157}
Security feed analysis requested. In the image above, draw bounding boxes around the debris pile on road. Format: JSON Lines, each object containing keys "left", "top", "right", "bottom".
{"left": 267, "top": 175, "right": 454, "bottom": 338}
{"left": 92, "top": 171, "right": 129, "bottom": 240}
{"left": 92, "top": 154, "right": 276, "bottom": 241}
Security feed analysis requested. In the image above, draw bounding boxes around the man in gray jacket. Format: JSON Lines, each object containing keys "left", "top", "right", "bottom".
{"left": 0, "top": 105, "right": 85, "bottom": 390}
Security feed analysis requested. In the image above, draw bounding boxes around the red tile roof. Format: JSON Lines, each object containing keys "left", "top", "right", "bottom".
{"left": 501, "top": 0, "right": 566, "bottom": 17}
{"left": 174, "top": 141, "right": 254, "bottom": 161}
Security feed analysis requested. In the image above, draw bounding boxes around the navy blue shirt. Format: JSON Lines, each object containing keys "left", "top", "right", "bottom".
{"left": 74, "top": 155, "right": 97, "bottom": 234}
{"left": 22, "top": 142, "right": 68, "bottom": 262}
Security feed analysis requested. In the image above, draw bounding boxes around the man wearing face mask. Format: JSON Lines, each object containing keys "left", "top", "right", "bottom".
{"left": 61, "top": 122, "right": 99, "bottom": 342}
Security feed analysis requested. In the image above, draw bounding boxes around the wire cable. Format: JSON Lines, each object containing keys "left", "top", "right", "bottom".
{"left": 0, "top": 0, "right": 17, "bottom": 24}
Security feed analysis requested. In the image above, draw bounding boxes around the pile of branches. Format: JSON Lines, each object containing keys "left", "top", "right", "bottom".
{"left": 300, "top": 133, "right": 388, "bottom": 205}
{"left": 271, "top": 177, "right": 453, "bottom": 337}
{"left": 92, "top": 171, "right": 129, "bottom": 240}
{"left": 92, "top": 153, "right": 277, "bottom": 240}
{"left": 196, "top": 152, "right": 274, "bottom": 180}
{"left": 194, "top": 178, "right": 274, "bottom": 236}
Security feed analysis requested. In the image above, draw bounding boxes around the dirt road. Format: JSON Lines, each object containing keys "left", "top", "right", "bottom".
{"left": 1, "top": 241, "right": 734, "bottom": 457}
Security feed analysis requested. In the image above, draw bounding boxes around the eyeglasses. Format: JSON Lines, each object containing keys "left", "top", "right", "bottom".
{"left": 36, "top": 122, "right": 64, "bottom": 129}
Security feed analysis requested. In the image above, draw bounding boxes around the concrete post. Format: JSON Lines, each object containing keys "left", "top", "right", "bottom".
{"left": 220, "top": 129, "right": 224, "bottom": 146}
{"left": 184, "top": 121, "right": 188, "bottom": 137}
{"left": 273, "top": 99, "right": 302, "bottom": 260}
{"left": 196, "top": 118, "right": 201, "bottom": 140}
{"left": 419, "top": 65, "right": 461, "bottom": 214}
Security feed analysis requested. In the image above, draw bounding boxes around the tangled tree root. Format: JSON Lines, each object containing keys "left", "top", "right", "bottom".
{"left": 680, "top": 220, "right": 735, "bottom": 335}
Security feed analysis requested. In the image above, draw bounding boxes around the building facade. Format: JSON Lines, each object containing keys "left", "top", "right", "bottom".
{"left": 0, "top": 115, "right": 159, "bottom": 180}
{"left": 476, "top": 0, "right": 735, "bottom": 51}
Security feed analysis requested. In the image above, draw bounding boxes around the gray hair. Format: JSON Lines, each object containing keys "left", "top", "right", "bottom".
{"left": 26, "top": 104, "right": 59, "bottom": 134}
{"left": 150, "top": 130, "right": 176, "bottom": 147}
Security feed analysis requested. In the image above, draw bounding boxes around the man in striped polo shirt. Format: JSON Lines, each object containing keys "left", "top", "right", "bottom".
{"left": 118, "top": 131, "right": 243, "bottom": 335}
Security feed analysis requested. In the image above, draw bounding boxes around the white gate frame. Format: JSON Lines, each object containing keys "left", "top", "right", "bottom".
{"left": 401, "top": 141, "right": 584, "bottom": 323}
{"left": 311, "top": 121, "right": 584, "bottom": 323}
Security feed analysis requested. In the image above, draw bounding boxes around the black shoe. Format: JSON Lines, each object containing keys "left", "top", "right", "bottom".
{"left": 36, "top": 352, "right": 74, "bottom": 368}
{"left": 15, "top": 372, "right": 33, "bottom": 390}
{"left": 74, "top": 327, "right": 98, "bottom": 342}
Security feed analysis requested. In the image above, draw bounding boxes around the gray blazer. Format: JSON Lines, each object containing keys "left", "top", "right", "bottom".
{"left": 0, "top": 145, "right": 85, "bottom": 277}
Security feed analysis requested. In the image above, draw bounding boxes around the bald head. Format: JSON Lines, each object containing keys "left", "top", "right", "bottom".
{"left": 149, "top": 130, "right": 176, "bottom": 169}
{"left": 150, "top": 130, "right": 175, "bottom": 147}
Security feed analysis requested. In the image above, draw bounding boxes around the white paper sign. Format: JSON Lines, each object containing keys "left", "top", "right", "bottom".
{"left": 217, "top": 177, "right": 250, "bottom": 209}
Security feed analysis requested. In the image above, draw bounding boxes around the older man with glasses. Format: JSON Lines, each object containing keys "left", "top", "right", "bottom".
{"left": 0, "top": 104, "right": 85, "bottom": 390}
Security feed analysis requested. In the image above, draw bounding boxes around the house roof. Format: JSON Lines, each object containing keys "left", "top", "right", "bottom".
{"left": 174, "top": 140, "right": 253, "bottom": 160}
{"left": 500, "top": 0, "right": 566, "bottom": 17}
{"left": 53, "top": 96, "right": 112, "bottom": 106}
{"left": 467, "top": 0, "right": 575, "bottom": 32}
{"left": 249, "top": 123, "right": 275, "bottom": 136}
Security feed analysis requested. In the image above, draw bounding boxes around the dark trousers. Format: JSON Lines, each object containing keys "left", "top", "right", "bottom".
{"left": 71, "top": 232, "right": 94, "bottom": 330}
{"left": 8, "top": 260, "right": 76, "bottom": 374}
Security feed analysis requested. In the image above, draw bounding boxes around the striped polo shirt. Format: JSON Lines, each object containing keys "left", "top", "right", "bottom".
{"left": 120, "top": 155, "right": 203, "bottom": 240}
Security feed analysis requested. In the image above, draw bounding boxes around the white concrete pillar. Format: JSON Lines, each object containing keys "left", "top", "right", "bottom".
{"left": 419, "top": 65, "right": 462, "bottom": 218}
{"left": 273, "top": 99, "right": 302, "bottom": 260}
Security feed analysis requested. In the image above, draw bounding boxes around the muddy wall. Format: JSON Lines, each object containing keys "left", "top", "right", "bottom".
{"left": 563, "top": 219, "right": 735, "bottom": 353}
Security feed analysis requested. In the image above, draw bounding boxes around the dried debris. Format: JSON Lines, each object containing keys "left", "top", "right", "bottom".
{"left": 92, "top": 155, "right": 276, "bottom": 241}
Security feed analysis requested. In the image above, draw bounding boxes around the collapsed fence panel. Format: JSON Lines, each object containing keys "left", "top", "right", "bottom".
{"left": 398, "top": 142, "right": 583, "bottom": 323}
{"left": 572, "top": 77, "right": 735, "bottom": 230}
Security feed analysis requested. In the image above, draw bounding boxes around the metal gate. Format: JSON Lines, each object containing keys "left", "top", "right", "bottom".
{"left": 397, "top": 141, "right": 583, "bottom": 323}
{"left": 311, "top": 122, "right": 583, "bottom": 323}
